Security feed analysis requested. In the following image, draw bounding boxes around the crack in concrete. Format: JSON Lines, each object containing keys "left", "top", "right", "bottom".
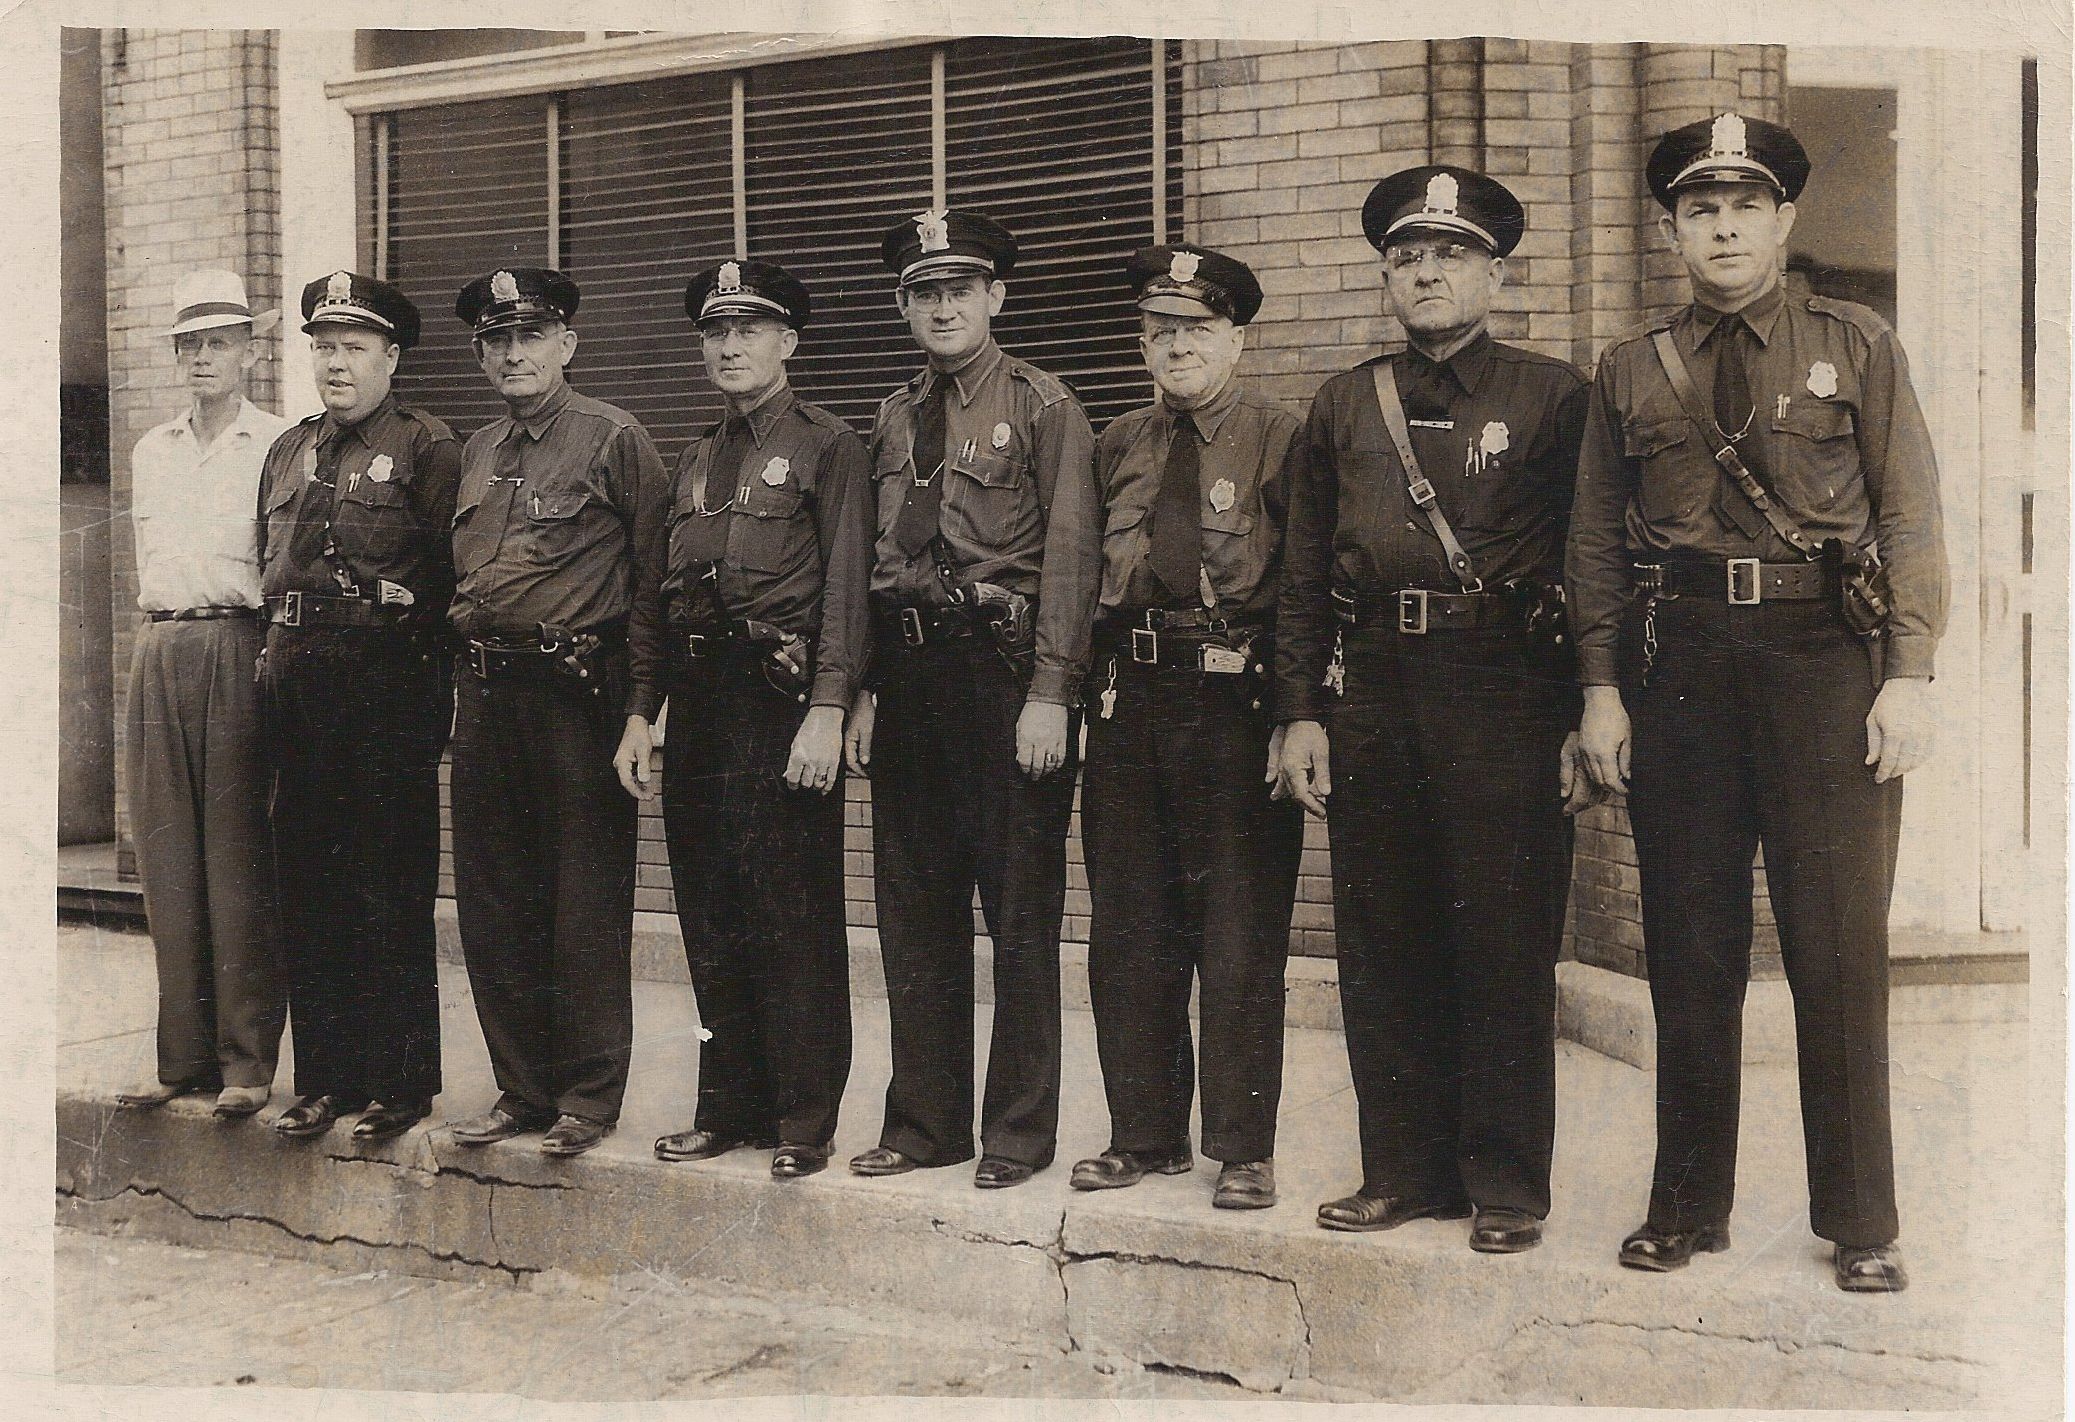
{"left": 60, "top": 1181, "right": 537, "bottom": 1282}
{"left": 1519, "top": 1314, "right": 1991, "bottom": 1369}
{"left": 434, "top": 1160, "right": 575, "bottom": 1191}
{"left": 697, "top": 1341, "right": 788, "bottom": 1385}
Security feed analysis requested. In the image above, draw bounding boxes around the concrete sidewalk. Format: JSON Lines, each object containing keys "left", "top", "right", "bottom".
{"left": 55, "top": 922, "right": 2057, "bottom": 1407}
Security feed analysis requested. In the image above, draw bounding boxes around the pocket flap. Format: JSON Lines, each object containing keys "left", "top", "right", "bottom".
{"left": 527, "top": 488, "right": 589, "bottom": 521}
{"left": 1773, "top": 401, "right": 1855, "bottom": 442}
{"left": 1202, "top": 504, "right": 1256, "bottom": 536}
{"left": 1104, "top": 502, "right": 1147, "bottom": 535}
{"left": 950, "top": 447, "right": 1021, "bottom": 489}
{"left": 1622, "top": 418, "right": 1689, "bottom": 459}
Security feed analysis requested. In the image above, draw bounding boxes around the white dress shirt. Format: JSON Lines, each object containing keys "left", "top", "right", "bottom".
{"left": 130, "top": 396, "right": 290, "bottom": 613}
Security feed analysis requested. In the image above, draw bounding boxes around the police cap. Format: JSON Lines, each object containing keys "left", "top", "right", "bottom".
{"left": 1361, "top": 165, "right": 1526, "bottom": 257}
{"left": 684, "top": 258, "right": 812, "bottom": 329}
{"left": 1647, "top": 112, "right": 1810, "bottom": 209}
{"left": 301, "top": 270, "right": 420, "bottom": 350}
{"left": 1125, "top": 244, "right": 1264, "bottom": 326}
{"left": 455, "top": 267, "right": 581, "bottom": 335}
{"left": 879, "top": 208, "right": 1018, "bottom": 288}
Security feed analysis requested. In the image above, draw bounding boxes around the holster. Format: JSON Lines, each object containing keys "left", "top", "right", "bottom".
{"left": 1504, "top": 577, "right": 1576, "bottom": 680}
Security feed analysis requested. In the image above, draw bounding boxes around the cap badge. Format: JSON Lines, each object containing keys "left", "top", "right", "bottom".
{"left": 1423, "top": 172, "right": 1460, "bottom": 215}
{"left": 991, "top": 422, "right": 1011, "bottom": 450}
{"left": 760, "top": 455, "right": 790, "bottom": 487}
{"left": 1709, "top": 112, "right": 1749, "bottom": 159}
{"left": 1209, "top": 477, "right": 1236, "bottom": 514}
{"left": 490, "top": 270, "right": 521, "bottom": 304}
{"left": 365, "top": 454, "right": 395, "bottom": 484}
{"left": 717, "top": 261, "right": 742, "bottom": 295}
{"left": 916, "top": 209, "right": 951, "bottom": 254}
{"left": 1169, "top": 251, "right": 1202, "bottom": 284}
{"left": 1807, "top": 360, "right": 1839, "bottom": 399}
{"left": 325, "top": 271, "right": 353, "bottom": 305}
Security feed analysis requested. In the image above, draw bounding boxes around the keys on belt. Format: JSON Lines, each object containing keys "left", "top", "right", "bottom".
{"left": 1635, "top": 558, "right": 1831, "bottom": 603}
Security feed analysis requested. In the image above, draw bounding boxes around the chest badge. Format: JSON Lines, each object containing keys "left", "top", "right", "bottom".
{"left": 1208, "top": 477, "right": 1237, "bottom": 514}
{"left": 1467, "top": 420, "right": 1510, "bottom": 477}
{"left": 365, "top": 454, "right": 394, "bottom": 484}
{"left": 760, "top": 455, "right": 790, "bottom": 487}
{"left": 1807, "top": 360, "right": 1839, "bottom": 399}
{"left": 991, "top": 422, "right": 1012, "bottom": 450}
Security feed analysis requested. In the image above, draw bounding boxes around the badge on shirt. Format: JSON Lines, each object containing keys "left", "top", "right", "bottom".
{"left": 1466, "top": 421, "right": 1509, "bottom": 477}
{"left": 760, "top": 456, "right": 790, "bottom": 487}
{"left": 376, "top": 579, "right": 415, "bottom": 607}
{"left": 1807, "top": 360, "right": 1839, "bottom": 399}
{"left": 991, "top": 422, "right": 1012, "bottom": 450}
{"left": 365, "top": 454, "right": 394, "bottom": 484}
{"left": 1208, "top": 477, "right": 1237, "bottom": 513}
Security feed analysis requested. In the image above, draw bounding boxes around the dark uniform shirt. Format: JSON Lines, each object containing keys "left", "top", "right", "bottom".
{"left": 257, "top": 395, "right": 461, "bottom": 616}
{"left": 867, "top": 340, "right": 1101, "bottom": 706}
{"left": 1566, "top": 284, "right": 1948, "bottom": 683}
{"left": 663, "top": 384, "right": 874, "bottom": 709}
{"left": 1094, "top": 379, "right": 1299, "bottom": 625}
{"left": 1276, "top": 332, "right": 1589, "bottom": 722}
{"left": 450, "top": 381, "right": 670, "bottom": 720}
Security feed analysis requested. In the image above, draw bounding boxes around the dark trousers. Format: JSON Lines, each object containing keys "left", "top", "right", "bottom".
{"left": 125, "top": 617, "right": 284, "bottom": 1089}
{"left": 1329, "top": 624, "right": 1573, "bottom": 1215}
{"left": 1626, "top": 597, "right": 1901, "bottom": 1248}
{"left": 870, "top": 636, "right": 1078, "bottom": 1168}
{"left": 1081, "top": 656, "right": 1302, "bottom": 1163}
{"left": 660, "top": 651, "right": 851, "bottom": 1147}
{"left": 450, "top": 658, "right": 636, "bottom": 1123}
{"left": 262, "top": 626, "right": 447, "bottom": 1104}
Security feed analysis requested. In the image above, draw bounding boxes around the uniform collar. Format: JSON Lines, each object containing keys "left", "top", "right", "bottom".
{"left": 920, "top": 340, "right": 1005, "bottom": 407}
{"left": 1162, "top": 376, "right": 1241, "bottom": 443}
{"left": 510, "top": 380, "right": 575, "bottom": 439}
{"left": 726, "top": 383, "right": 796, "bottom": 446}
{"left": 1692, "top": 279, "right": 1787, "bottom": 347}
{"left": 319, "top": 394, "right": 398, "bottom": 446}
{"left": 1402, "top": 328, "right": 1494, "bottom": 397}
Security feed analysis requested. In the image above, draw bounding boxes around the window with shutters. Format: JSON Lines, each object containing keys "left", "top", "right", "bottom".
{"left": 366, "top": 37, "right": 1183, "bottom": 461}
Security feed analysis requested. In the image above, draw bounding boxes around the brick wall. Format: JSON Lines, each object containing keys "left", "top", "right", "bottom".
{"left": 102, "top": 28, "right": 282, "bottom": 855}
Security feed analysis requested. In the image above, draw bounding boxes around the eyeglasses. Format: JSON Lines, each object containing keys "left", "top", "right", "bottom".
{"left": 1384, "top": 242, "right": 1485, "bottom": 274}
{"left": 1143, "top": 323, "right": 1220, "bottom": 348}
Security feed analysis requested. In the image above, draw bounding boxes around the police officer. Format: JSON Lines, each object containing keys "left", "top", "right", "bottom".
{"left": 642, "top": 259, "right": 872, "bottom": 1179}
{"left": 1072, "top": 245, "right": 1302, "bottom": 1210}
{"left": 1277, "top": 167, "right": 1590, "bottom": 1252}
{"left": 258, "top": 272, "right": 459, "bottom": 1142}
{"left": 1568, "top": 115, "right": 1947, "bottom": 1292}
{"left": 843, "top": 209, "right": 1100, "bottom": 1188}
{"left": 443, "top": 268, "right": 670, "bottom": 1158}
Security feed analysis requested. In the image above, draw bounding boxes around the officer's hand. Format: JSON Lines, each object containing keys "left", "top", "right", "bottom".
{"left": 1278, "top": 719, "right": 1332, "bottom": 819}
{"left": 843, "top": 689, "right": 875, "bottom": 777}
{"left": 1265, "top": 723, "right": 1289, "bottom": 796}
{"left": 1559, "top": 730, "right": 1607, "bottom": 816}
{"left": 614, "top": 715, "right": 655, "bottom": 801}
{"left": 785, "top": 705, "right": 845, "bottom": 795}
{"left": 1866, "top": 675, "right": 1935, "bottom": 783}
{"left": 1579, "top": 687, "right": 1631, "bottom": 797}
{"left": 1016, "top": 700, "right": 1070, "bottom": 780}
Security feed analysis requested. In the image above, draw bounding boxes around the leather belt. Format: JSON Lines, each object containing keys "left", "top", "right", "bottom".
{"left": 461, "top": 626, "right": 625, "bottom": 680}
{"left": 146, "top": 605, "right": 256, "bottom": 623}
{"left": 1109, "top": 613, "right": 1268, "bottom": 672}
{"left": 265, "top": 592, "right": 415, "bottom": 629}
{"left": 1334, "top": 587, "right": 1515, "bottom": 634}
{"left": 879, "top": 604, "right": 983, "bottom": 649}
{"left": 1636, "top": 557, "right": 1831, "bottom": 604}
{"left": 672, "top": 619, "right": 797, "bottom": 660}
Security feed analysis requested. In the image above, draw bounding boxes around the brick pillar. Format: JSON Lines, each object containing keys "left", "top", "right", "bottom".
{"left": 1567, "top": 44, "right": 1646, "bottom": 371}
{"left": 1428, "top": 38, "right": 1482, "bottom": 166}
{"left": 103, "top": 28, "right": 283, "bottom": 865}
{"left": 1479, "top": 39, "right": 1577, "bottom": 357}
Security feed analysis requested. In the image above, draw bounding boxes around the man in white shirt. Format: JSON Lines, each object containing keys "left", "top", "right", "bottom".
{"left": 116, "top": 270, "right": 290, "bottom": 1119}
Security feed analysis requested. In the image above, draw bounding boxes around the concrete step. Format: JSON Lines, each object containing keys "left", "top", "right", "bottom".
{"left": 55, "top": 924, "right": 2051, "bottom": 1407}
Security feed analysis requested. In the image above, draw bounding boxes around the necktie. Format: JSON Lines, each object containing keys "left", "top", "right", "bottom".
{"left": 1148, "top": 416, "right": 1202, "bottom": 607}
{"left": 892, "top": 378, "right": 950, "bottom": 558}
{"left": 1710, "top": 314, "right": 1771, "bottom": 538}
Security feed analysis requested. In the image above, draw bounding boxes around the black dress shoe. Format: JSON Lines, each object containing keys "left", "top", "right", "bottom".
{"left": 771, "top": 1143, "right": 830, "bottom": 1178}
{"left": 653, "top": 1128, "right": 775, "bottom": 1162}
{"left": 352, "top": 1100, "right": 433, "bottom": 1141}
{"left": 1316, "top": 1189, "right": 1472, "bottom": 1233}
{"left": 1213, "top": 1160, "right": 1277, "bottom": 1210}
{"left": 1069, "top": 1148, "right": 1193, "bottom": 1191}
{"left": 539, "top": 1114, "right": 614, "bottom": 1157}
{"left": 1469, "top": 1206, "right": 1544, "bottom": 1253}
{"left": 849, "top": 1145, "right": 920, "bottom": 1177}
{"left": 974, "top": 1155, "right": 1043, "bottom": 1189}
{"left": 1618, "top": 1220, "right": 1732, "bottom": 1272}
{"left": 446, "top": 1105, "right": 555, "bottom": 1147}
{"left": 1834, "top": 1242, "right": 1908, "bottom": 1293}
{"left": 273, "top": 1094, "right": 370, "bottom": 1139}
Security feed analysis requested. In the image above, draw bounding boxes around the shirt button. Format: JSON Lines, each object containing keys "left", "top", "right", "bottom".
{"left": 1406, "top": 521, "right": 1419, "bottom": 531}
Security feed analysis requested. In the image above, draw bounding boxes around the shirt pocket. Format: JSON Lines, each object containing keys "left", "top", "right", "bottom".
{"left": 1622, "top": 416, "right": 1703, "bottom": 525}
{"left": 1769, "top": 400, "right": 1861, "bottom": 513}
{"left": 522, "top": 486, "right": 592, "bottom": 564}
{"left": 727, "top": 480, "right": 811, "bottom": 575}
{"left": 337, "top": 475, "right": 416, "bottom": 570}
{"left": 946, "top": 445, "right": 1032, "bottom": 549}
{"left": 1200, "top": 499, "right": 1266, "bottom": 604}
{"left": 1100, "top": 501, "right": 1149, "bottom": 607}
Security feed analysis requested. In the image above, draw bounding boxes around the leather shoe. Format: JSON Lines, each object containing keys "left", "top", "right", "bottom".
{"left": 540, "top": 1114, "right": 613, "bottom": 1157}
{"left": 1469, "top": 1206, "right": 1544, "bottom": 1253}
{"left": 1070, "top": 1148, "right": 1193, "bottom": 1191}
{"left": 1618, "top": 1220, "right": 1732, "bottom": 1272}
{"left": 273, "top": 1093, "right": 369, "bottom": 1138}
{"left": 1834, "top": 1242, "right": 1908, "bottom": 1293}
{"left": 1316, "top": 1190, "right": 1472, "bottom": 1232}
{"left": 849, "top": 1145, "right": 921, "bottom": 1177}
{"left": 1213, "top": 1160, "right": 1277, "bottom": 1210}
{"left": 117, "top": 1079, "right": 215, "bottom": 1109}
{"left": 213, "top": 1085, "right": 271, "bottom": 1119}
{"left": 974, "top": 1155, "right": 1041, "bottom": 1189}
{"left": 653, "top": 1128, "right": 774, "bottom": 1162}
{"left": 352, "top": 1100, "right": 433, "bottom": 1141}
{"left": 771, "top": 1143, "right": 830, "bottom": 1179}
{"left": 447, "top": 1106, "right": 555, "bottom": 1147}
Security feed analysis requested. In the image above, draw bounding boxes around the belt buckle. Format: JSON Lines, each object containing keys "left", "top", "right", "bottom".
{"left": 1131, "top": 627, "right": 1159, "bottom": 664}
{"left": 900, "top": 607, "right": 926, "bottom": 647}
{"left": 1407, "top": 477, "right": 1437, "bottom": 508}
{"left": 685, "top": 632, "right": 709, "bottom": 659}
{"left": 468, "top": 641, "right": 493, "bottom": 679}
{"left": 1397, "top": 588, "right": 1429, "bottom": 635}
{"left": 1726, "top": 557, "right": 1762, "bottom": 605}
{"left": 279, "top": 591, "right": 303, "bottom": 627}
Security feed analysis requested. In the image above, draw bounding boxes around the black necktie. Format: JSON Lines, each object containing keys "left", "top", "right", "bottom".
{"left": 892, "top": 378, "right": 949, "bottom": 558}
{"left": 1710, "top": 314, "right": 1771, "bottom": 538}
{"left": 1148, "top": 417, "right": 1202, "bottom": 607}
